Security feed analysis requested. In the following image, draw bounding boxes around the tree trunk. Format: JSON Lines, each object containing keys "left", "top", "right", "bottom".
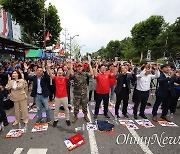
{"left": 27, "top": 27, "right": 32, "bottom": 44}
{"left": 140, "top": 52, "right": 143, "bottom": 62}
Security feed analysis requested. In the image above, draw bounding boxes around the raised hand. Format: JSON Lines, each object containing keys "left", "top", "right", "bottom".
{"left": 24, "top": 63, "right": 29, "bottom": 70}
{"left": 153, "top": 64, "right": 159, "bottom": 70}
{"left": 46, "top": 60, "right": 52, "bottom": 67}
{"left": 8, "top": 74, "right": 11, "bottom": 81}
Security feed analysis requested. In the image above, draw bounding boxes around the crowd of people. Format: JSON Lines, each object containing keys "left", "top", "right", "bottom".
{"left": 0, "top": 58, "right": 180, "bottom": 130}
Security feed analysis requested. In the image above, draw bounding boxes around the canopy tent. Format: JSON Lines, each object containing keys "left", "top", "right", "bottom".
{"left": 25, "top": 49, "right": 44, "bottom": 58}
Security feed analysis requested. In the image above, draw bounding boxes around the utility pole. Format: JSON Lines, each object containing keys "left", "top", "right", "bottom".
{"left": 43, "top": 0, "right": 46, "bottom": 50}
{"left": 63, "top": 28, "right": 68, "bottom": 53}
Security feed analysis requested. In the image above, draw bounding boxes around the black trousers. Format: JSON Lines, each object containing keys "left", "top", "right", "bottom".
{"left": 49, "top": 85, "right": 55, "bottom": 101}
{"left": 0, "top": 100, "right": 8, "bottom": 123}
{"left": 170, "top": 89, "right": 180, "bottom": 113}
{"left": 67, "top": 84, "right": 71, "bottom": 104}
{"left": 115, "top": 89, "right": 129, "bottom": 115}
{"left": 95, "top": 93, "right": 109, "bottom": 116}
{"left": 152, "top": 91, "right": 171, "bottom": 116}
{"left": 89, "top": 90, "right": 97, "bottom": 102}
{"left": 133, "top": 90, "right": 149, "bottom": 116}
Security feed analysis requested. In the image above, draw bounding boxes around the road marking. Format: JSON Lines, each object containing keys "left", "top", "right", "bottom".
{"left": 127, "top": 128, "right": 153, "bottom": 154}
{"left": 27, "top": 148, "right": 48, "bottom": 154}
{"left": 87, "top": 106, "right": 99, "bottom": 154}
{"left": 13, "top": 148, "right": 23, "bottom": 154}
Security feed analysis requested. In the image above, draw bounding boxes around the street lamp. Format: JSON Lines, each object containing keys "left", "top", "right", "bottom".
{"left": 70, "top": 35, "right": 79, "bottom": 58}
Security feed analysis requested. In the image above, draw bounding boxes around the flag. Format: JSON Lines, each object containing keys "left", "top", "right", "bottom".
{"left": 60, "top": 47, "right": 65, "bottom": 55}
{"left": 58, "top": 47, "right": 64, "bottom": 57}
{"left": 45, "top": 31, "right": 50, "bottom": 41}
{"left": 54, "top": 43, "right": 60, "bottom": 50}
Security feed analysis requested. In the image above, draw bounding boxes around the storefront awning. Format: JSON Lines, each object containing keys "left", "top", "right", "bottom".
{"left": 25, "top": 49, "right": 44, "bottom": 58}
{"left": 0, "top": 34, "right": 39, "bottom": 50}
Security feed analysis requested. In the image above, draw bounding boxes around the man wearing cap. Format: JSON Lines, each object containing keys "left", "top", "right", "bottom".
{"left": 152, "top": 64, "right": 179, "bottom": 122}
{"left": 70, "top": 61, "right": 93, "bottom": 123}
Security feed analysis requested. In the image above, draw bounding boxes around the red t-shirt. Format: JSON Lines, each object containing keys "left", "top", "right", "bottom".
{"left": 108, "top": 70, "right": 116, "bottom": 86}
{"left": 96, "top": 72, "right": 111, "bottom": 94}
{"left": 53, "top": 76, "right": 67, "bottom": 98}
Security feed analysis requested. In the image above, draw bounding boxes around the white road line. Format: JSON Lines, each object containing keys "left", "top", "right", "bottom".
{"left": 87, "top": 106, "right": 99, "bottom": 154}
{"left": 127, "top": 128, "right": 153, "bottom": 154}
{"left": 13, "top": 148, "right": 23, "bottom": 154}
{"left": 27, "top": 148, "right": 48, "bottom": 154}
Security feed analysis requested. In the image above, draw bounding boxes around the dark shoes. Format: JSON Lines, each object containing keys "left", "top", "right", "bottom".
{"left": 66, "top": 120, "right": 71, "bottom": 126}
{"left": 94, "top": 115, "right": 98, "bottom": 120}
{"left": 72, "top": 115, "right": 78, "bottom": 123}
{"left": 134, "top": 115, "right": 138, "bottom": 119}
{"left": 152, "top": 116, "right": 158, "bottom": 122}
{"left": 36, "top": 118, "right": 43, "bottom": 124}
{"left": 160, "top": 116, "right": 171, "bottom": 122}
{"left": 146, "top": 103, "right": 151, "bottom": 106}
{"left": 104, "top": 114, "right": 110, "bottom": 119}
{"left": 123, "top": 114, "right": 129, "bottom": 118}
{"left": 3, "top": 121, "right": 9, "bottom": 126}
{"left": 53, "top": 120, "right": 58, "bottom": 127}
{"left": 84, "top": 115, "right": 90, "bottom": 122}
{"left": 46, "top": 118, "right": 51, "bottom": 123}
{"left": 139, "top": 114, "right": 148, "bottom": 119}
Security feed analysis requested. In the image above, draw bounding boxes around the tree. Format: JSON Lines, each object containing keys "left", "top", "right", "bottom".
{"left": 1, "top": 0, "right": 62, "bottom": 47}
{"left": 45, "top": 3, "right": 62, "bottom": 46}
{"left": 1, "top": 0, "right": 44, "bottom": 43}
{"left": 131, "top": 15, "right": 166, "bottom": 61}
{"left": 106, "top": 40, "right": 122, "bottom": 60}
{"left": 120, "top": 37, "right": 137, "bottom": 60}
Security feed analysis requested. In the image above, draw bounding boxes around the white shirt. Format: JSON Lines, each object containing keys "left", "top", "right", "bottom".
{"left": 12, "top": 81, "right": 17, "bottom": 90}
{"left": 136, "top": 69, "right": 160, "bottom": 91}
{"left": 37, "top": 78, "right": 42, "bottom": 94}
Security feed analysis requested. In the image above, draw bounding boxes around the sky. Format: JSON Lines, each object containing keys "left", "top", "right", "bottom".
{"left": 46, "top": 0, "right": 180, "bottom": 55}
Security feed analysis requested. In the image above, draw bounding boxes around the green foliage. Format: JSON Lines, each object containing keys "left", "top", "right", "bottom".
{"left": 45, "top": 3, "right": 62, "bottom": 46}
{"left": 1, "top": 0, "right": 62, "bottom": 47}
{"left": 131, "top": 15, "right": 166, "bottom": 60}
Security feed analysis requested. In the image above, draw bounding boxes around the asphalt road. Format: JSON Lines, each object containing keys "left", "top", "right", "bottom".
{"left": 0, "top": 88, "right": 180, "bottom": 154}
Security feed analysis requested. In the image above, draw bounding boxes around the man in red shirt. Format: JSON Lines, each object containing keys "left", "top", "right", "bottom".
{"left": 94, "top": 63, "right": 117, "bottom": 120}
{"left": 108, "top": 63, "right": 118, "bottom": 103}
{"left": 47, "top": 60, "right": 73, "bottom": 127}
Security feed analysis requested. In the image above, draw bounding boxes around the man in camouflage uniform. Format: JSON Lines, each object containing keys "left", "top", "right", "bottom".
{"left": 70, "top": 61, "right": 93, "bottom": 123}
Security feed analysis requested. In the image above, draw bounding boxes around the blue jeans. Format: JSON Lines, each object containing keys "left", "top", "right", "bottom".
{"left": 35, "top": 94, "right": 50, "bottom": 119}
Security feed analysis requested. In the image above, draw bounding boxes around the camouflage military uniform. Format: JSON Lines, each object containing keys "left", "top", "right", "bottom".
{"left": 72, "top": 71, "right": 88, "bottom": 115}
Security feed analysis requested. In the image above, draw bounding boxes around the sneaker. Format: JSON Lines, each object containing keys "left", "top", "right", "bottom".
{"left": 46, "top": 118, "right": 51, "bottom": 123}
{"left": 115, "top": 115, "right": 120, "bottom": 121}
{"left": 94, "top": 115, "right": 98, "bottom": 120}
{"left": 170, "top": 113, "right": 174, "bottom": 119}
{"left": 3, "top": 121, "right": 9, "bottom": 126}
{"left": 123, "top": 114, "right": 129, "bottom": 118}
{"left": 53, "top": 120, "right": 58, "bottom": 127}
{"left": 66, "top": 120, "right": 71, "bottom": 126}
{"left": 139, "top": 114, "right": 147, "bottom": 119}
{"left": 72, "top": 115, "right": 78, "bottom": 123}
{"left": 36, "top": 118, "right": 43, "bottom": 123}
{"left": 104, "top": 114, "right": 110, "bottom": 119}
{"left": 115, "top": 115, "right": 120, "bottom": 119}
